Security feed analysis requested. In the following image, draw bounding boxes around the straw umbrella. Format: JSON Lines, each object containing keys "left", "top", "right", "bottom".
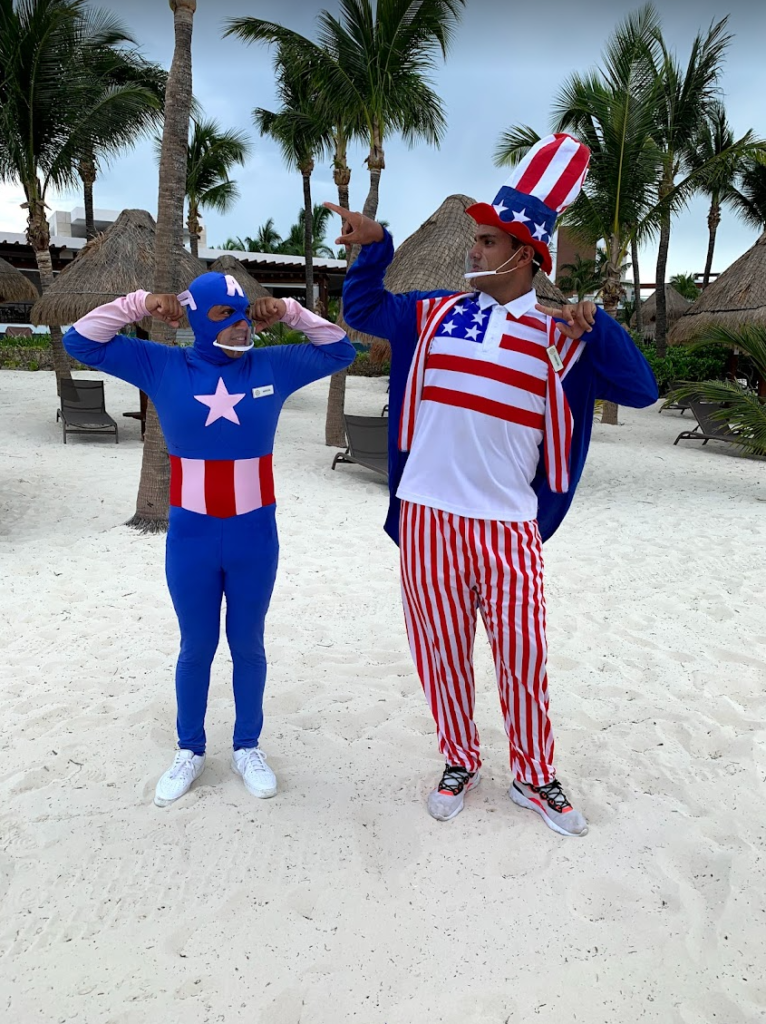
{"left": 668, "top": 230, "right": 766, "bottom": 345}
{"left": 352, "top": 194, "right": 568, "bottom": 361}
{"left": 31, "top": 208, "right": 205, "bottom": 328}
{"left": 636, "top": 285, "right": 691, "bottom": 341}
{"left": 209, "top": 254, "right": 270, "bottom": 302}
{"left": 31, "top": 208, "right": 204, "bottom": 441}
{"left": 0, "top": 257, "right": 39, "bottom": 303}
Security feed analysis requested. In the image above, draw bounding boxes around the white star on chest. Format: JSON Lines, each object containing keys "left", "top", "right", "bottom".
{"left": 194, "top": 377, "right": 246, "bottom": 426}
{"left": 472, "top": 310, "right": 487, "bottom": 325}
{"left": 464, "top": 324, "right": 481, "bottom": 341}
{"left": 440, "top": 319, "right": 457, "bottom": 335}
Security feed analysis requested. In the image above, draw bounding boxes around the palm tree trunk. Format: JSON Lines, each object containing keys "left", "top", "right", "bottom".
{"left": 79, "top": 154, "right": 98, "bottom": 241}
{"left": 323, "top": 164, "right": 356, "bottom": 448}
{"left": 333, "top": 129, "right": 352, "bottom": 215}
{"left": 362, "top": 123, "right": 385, "bottom": 221}
{"left": 130, "top": 0, "right": 195, "bottom": 533}
{"left": 302, "top": 165, "right": 314, "bottom": 310}
{"left": 25, "top": 195, "right": 71, "bottom": 392}
{"left": 654, "top": 170, "right": 673, "bottom": 358}
{"left": 187, "top": 201, "right": 200, "bottom": 259}
{"left": 703, "top": 198, "right": 720, "bottom": 288}
{"left": 600, "top": 234, "right": 622, "bottom": 425}
{"left": 631, "top": 238, "right": 642, "bottom": 335}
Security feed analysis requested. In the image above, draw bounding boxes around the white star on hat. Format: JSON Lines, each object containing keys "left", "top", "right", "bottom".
{"left": 511, "top": 208, "right": 531, "bottom": 223}
{"left": 493, "top": 200, "right": 509, "bottom": 216}
{"left": 533, "top": 222, "right": 548, "bottom": 240}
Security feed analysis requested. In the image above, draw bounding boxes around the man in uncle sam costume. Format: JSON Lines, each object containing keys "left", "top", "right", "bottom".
{"left": 327, "top": 133, "right": 658, "bottom": 837}
{"left": 64, "top": 273, "right": 355, "bottom": 808}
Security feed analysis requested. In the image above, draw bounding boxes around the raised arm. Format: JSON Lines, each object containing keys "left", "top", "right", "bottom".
{"left": 324, "top": 201, "right": 450, "bottom": 345}
{"left": 253, "top": 296, "right": 356, "bottom": 399}
{"left": 63, "top": 291, "right": 181, "bottom": 396}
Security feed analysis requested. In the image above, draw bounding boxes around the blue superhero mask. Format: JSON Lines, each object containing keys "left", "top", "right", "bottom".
{"left": 178, "top": 272, "right": 253, "bottom": 365}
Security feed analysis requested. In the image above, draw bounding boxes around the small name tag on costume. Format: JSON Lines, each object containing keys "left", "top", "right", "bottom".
{"left": 546, "top": 346, "right": 564, "bottom": 372}
{"left": 252, "top": 385, "right": 274, "bottom": 399}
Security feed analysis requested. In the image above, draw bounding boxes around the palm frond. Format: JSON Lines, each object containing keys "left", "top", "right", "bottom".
{"left": 668, "top": 379, "right": 766, "bottom": 456}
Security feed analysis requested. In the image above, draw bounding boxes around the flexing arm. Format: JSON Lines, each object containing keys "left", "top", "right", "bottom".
{"left": 254, "top": 296, "right": 356, "bottom": 398}
{"left": 63, "top": 291, "right": 180, "bottom": 396}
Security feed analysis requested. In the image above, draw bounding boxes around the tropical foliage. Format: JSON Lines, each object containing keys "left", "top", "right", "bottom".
{"left": 669, "top": 273, "right": 700, "bottom": 301}
{"left": 222, "top": 205, "right": 336, "bottom": 258}
{"left": 0, "top": 0, "right": 164, "bottom": 387}
{"left": 667, "top": 325, "right": 766, "bottom": 456}
{"left": 164, "top": 117, "right": 250, "bottom": 259}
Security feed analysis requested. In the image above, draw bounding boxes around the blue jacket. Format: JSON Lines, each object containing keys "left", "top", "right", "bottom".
{"left": 342, "top": 230, "right": 659, "bottom": 544}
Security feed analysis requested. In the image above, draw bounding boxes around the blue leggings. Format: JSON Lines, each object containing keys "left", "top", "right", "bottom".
{"left": 165, "top": 505, "right": 279, "bottom": 754}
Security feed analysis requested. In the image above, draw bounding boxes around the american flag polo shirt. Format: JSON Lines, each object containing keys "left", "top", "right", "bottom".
{"left": 396, "top": 289, "right": 586, "bottom": 522}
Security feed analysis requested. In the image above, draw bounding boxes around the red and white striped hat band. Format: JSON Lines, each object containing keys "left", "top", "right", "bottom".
{"left": 466, "top": 133, "right": 591, "bottom": 274}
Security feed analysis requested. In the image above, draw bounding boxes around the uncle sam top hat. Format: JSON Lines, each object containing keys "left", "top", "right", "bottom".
{"left": 466, "top": 133, "right": 591, "bottom": 274}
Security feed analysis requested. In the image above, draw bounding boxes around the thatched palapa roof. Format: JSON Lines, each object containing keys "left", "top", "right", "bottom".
{"left": 348, "top": 194, "right": 568, "bottom": 351}
{"left": 31, "top": 208, "right": 205, "bottom": 327}
{"left": 668, "top": 231, "right": 766, "bottom": 345}
{"left": 0, "top": 256, "right": 39, "bottom": 303}
{"left": 635, "top": 285, "right": 691, "bottom": 338}
{"left": 209, "top": 254, "right": 270, "bottom": 302}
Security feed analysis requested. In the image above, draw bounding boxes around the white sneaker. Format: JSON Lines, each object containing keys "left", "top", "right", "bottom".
{"left": 231, "top": 747, "right": 277, "bottom": 798}
{"left": 154, "top": 749, "right": 205, "bottom": 807}
{"left": 427, "top": 763, "right": 480, "bottom": 821}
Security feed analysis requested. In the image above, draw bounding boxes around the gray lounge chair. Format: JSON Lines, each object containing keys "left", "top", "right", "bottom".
{"left": 331, "top": 414, "right": 388, "bottom": 478}
{"left": 673, "top": 400, "right": 741, "bottom": 448}
{"left": 57, "top": 379, "right": 119, "bottom": 444}
{"left": 660, "top": 381, "right": 692, "bottom": 414}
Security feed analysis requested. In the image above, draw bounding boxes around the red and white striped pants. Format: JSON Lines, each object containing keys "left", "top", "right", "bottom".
{"left": 399, "top": 500, "right": 555, "bottom": 785}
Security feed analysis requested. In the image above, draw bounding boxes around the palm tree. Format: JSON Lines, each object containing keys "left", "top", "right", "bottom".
{"left": 497, "top": 4, "right": 664, "bottom": 424}
{"left": 279, "top": 205, "right": 336, "bottom": 258}
{"left": 649, "top": 16, "right": 732, "bottom": 354}
{"left": 226, "top": 0, "right": 465, "bottom": 223}
{"left": 226, "top": 0, "right": 467, "bottom": 445}
{"left": 130, "top": 0, "right": 196, "bottom": 532}
{"left": 78, "top": 49, "right": 167, "bottom": 240}
{"left": 727, "top": 155, "right": 766, "bottom": 233}
{"left": 556, "top": 254, "right": 603, "bottom": 301}
{"left": 669, "top": 325, "right": 766, "bottom": 455}
{"left": 669, "top": 273, "right": 699, "bottom": 301}
{"left": 684, "top": 103, "right": 754, "bottom": 289}
{"left": 0, "top": 0, "right": 156, "bottom": 390}
{"left": 168, "top": 117, "right": 250, "bottom": 258}
{"left": 253, "top": 218, "right": 282, "bottom": 253}
{"left": 253, "top": 45, "right": 331, "bottom": 309}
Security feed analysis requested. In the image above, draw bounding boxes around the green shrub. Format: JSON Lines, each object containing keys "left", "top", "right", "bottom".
{"left": 348, "top": 350, "right": 390, "bottom": 377}
{"left": 0, "top": 332, "right": 50, "bottom": 348}
{"left": 636, "top": 339, "right": 728, "bottom": 394}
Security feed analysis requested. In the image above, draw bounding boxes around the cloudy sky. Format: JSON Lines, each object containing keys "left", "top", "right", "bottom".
{"left": 2, "top": 0, "right": 764, "bottom": 282}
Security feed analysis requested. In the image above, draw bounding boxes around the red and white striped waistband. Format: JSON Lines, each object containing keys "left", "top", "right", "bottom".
{"left": 169, "top": 455, "right": 275, "bottom": 518}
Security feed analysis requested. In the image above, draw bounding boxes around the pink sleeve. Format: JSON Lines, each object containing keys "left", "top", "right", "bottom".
{"left": 72, "top": 291, "right": 151, "bottom": 343}
{"left": 279, "top": 297, "right": 347, "bottom": 346}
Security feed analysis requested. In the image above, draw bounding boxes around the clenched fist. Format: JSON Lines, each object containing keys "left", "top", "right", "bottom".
{"left": 145, "top": 293, "right": 184, "bottom": 328}
{"left": 251, "top": 297, "right": 287, "bottom": 332}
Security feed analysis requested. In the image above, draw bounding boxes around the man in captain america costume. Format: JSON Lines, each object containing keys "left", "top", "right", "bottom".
{"left": 326, "top": 133, "right": 658, "bottom": 837}
{"left": 64, "top": 272, "right": 355, "bottom": 807}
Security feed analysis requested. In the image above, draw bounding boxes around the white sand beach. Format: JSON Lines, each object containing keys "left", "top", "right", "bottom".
{"left": 1, "top": 368, "right": 765, "bottom": 1024}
